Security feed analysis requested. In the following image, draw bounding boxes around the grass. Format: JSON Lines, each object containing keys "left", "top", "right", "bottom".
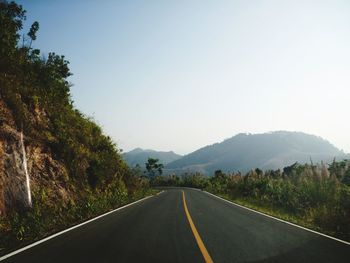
{"left": 0, "top": 188, "right": 158, "bottom": 257}
{"left": 214, "top": 193, "right": 345, "bottom": 242}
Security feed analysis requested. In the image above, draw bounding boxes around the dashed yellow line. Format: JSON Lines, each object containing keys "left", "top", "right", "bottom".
{"left": 182, "top": 191, "right": 214, "bottom": 263}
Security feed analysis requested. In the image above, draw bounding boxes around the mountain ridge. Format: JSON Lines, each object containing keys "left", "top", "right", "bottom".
{"left": 165, "top": 131, "right": 348, "bottom": 175}
{"left": 123, "top": 148, "right": 182, "bottom": 167}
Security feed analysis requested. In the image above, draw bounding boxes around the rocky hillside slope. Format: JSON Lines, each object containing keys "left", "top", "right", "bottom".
{"left": 0, "top": 0, "right": 146, "bottom": 221}
{"left": 0, "top": 1, "right": 151, "bottom": 255}
{"left": 0, "top": 99, "right": 70, "bottom": 216}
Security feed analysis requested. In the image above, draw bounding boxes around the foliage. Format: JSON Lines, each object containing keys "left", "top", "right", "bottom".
{"left": 145, "top": 158, "right": 163, "bottom": 178}
{"left": 153, "top": 160, "right": 350, "bottom": 241}
{"left": 0, "top": 1, "right": 152, "bottom": 255}
{"left": 0, "top": 184, "right": 154, "bottom": 254}
{"left": 0, "top": 0, "right": 134, "bottom": 191}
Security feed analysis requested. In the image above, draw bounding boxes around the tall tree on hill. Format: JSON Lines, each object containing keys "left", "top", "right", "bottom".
{"left": 145, "top": 158, "right": 163, "bottom": 178}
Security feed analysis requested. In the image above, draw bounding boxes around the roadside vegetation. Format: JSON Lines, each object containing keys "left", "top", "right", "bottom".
{"left": 1, "top": 0, "right": 349, "bottom": 256}
{"left": 0, "top": 182, "right": 153, "bottom": 255}
{"left": 0, "top": 1, "right": 153, "bottom": 255}
{"left": 152, "top": 160, "right": 350, "bottom": 242}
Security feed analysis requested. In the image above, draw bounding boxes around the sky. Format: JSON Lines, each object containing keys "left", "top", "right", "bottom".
{"left": 18, "top": 0, "right": 350, "bottom": 155}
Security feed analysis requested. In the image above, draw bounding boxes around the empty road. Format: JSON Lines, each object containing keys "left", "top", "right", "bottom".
{"left": 1, "top": 188, "right": 349, "bottom": 262}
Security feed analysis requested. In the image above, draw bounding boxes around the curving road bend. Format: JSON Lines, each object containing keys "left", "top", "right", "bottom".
{"left": 1, "top": 188, "right": 349, "bottom": 263}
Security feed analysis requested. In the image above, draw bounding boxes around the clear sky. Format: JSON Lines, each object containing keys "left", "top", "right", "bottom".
{"left": 18, "top": 0, "right": 350, "bottom": 154}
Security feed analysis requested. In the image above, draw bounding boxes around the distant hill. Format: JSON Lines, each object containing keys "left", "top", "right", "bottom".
{"left": 166, "top": 131, "right": 348, "bottom": 175}
{"left": 123, "top": 148, "right": 182, "bottom": 167}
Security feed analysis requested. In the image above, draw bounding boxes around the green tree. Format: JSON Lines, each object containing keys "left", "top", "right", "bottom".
{"left": 27, "top": 21, "right": 39, "bottom": 47}
{"left": 342, "top": 169, "right": 350, "bottom": 186}
{"left": 0, "top": 1, "right": 26, "bottom": 60}
{"left": 145, "top": 158, "right": 163, "bottom": 178}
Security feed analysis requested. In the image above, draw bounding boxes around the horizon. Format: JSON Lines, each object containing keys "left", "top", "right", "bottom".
{"left": 18, "top": 0, "right": 350, "bottom": 155}
{"left": 125, "top": 130, "right": 349, "bottom": 155}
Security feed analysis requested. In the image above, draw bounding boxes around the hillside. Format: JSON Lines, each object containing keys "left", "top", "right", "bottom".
{"left": 0, "top": 1, "right": 149, "bottom": 254}
{"left": 123, "top": 148, "right": 181, "bottom": 167}
{"left": 166, "top": 131, "right": 347, "bottom": 175}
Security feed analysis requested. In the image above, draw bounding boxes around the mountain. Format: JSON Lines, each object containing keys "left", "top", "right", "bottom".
{"left": 166, "top": 131, "right": 348, "bottom": 175}
{"left": 123, "top": 148, "right": 182, "bottom": 167}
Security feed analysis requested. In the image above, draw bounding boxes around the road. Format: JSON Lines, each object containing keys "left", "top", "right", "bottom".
{"left": 1, "top": 188, "right": 350, "bottom": 262}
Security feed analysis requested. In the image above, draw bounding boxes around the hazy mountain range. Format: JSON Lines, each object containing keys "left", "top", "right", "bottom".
{"left": 124, "top": 131, "right": 349, "bottom": 175}
{"left": 122, "top": 148, "right": 182, "bottom": 167}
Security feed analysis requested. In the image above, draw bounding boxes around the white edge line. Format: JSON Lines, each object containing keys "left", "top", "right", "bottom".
{"left": 203, "top": 191, "right": 350, "bottom": 246}
{"left": 0, "top": 192, "right": 163, "bottom": 261}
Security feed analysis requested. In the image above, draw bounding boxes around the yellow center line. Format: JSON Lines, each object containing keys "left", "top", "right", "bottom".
{"left": 182, "top": 190, "right": 214, "bottom": 263}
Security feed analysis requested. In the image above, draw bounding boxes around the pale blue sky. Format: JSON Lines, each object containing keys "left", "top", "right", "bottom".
{"left": 19, "top": 0, "right": 350, "bottom": 154}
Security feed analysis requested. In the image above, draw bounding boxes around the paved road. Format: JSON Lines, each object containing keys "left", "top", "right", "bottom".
{"left": 1, "top": 188, "right": 350, "bottom": 262}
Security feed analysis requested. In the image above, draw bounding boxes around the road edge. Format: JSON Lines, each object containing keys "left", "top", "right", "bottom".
{"left": 203, "top": 191, "right": 350, "bottom": 246}
{"left": 0, "top": 191, "right": 164, "bottom": 261}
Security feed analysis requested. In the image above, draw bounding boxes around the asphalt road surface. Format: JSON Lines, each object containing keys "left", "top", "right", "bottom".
{"left": 1, "top": 188, "right": 350, "bottom": 263}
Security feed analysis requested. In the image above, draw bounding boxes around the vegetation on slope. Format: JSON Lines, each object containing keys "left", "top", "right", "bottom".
{"left": 0, "top": 1, "right": 151, "bottom": 255}
{"left": 153, "top": 160, "right": 350, "bottom": 241}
